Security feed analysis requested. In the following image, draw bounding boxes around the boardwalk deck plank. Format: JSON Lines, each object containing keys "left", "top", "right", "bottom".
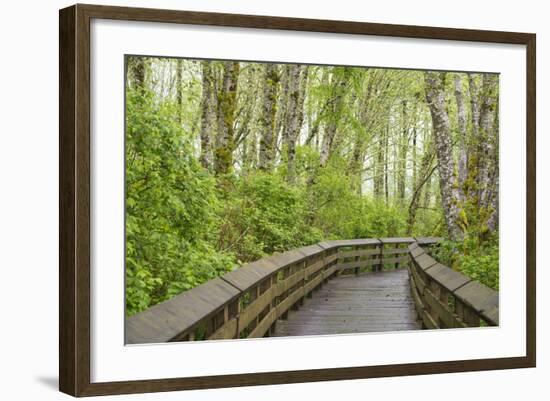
{"left": 272, "top": 269, "right": 420, "bottom": 337}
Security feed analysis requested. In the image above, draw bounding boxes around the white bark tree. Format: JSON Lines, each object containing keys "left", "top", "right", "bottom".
{"left": 424, "top": 71, "right": 463, "bottom": 241}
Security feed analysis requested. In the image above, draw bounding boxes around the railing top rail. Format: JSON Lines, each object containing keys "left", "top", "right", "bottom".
{"left": 126, "top": 276, "right": 240, "bottom": 344}
{"left": 415, "top": 236, "right": 444, "bottom": 245}
{"left": 317, "top": 238, "right": 381, "bottom": 249}
{"left": 379, "top": 237, "right": 416, "bottom": 244}
{"left": 221, "top": 257, "right": 280, "bottom": 292}
{"left": 408, "top": 242, "right": 499, "bottom": 325}
{"left": 296, "top": 243, "right": 326, "bottom": 257}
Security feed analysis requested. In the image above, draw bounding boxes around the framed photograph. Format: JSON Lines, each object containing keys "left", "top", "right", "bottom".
{"left": 59, "top": 4, "right": 536, "bottom": 397}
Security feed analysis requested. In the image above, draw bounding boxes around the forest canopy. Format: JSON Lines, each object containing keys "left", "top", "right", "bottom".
{"left": 125, "top": 56, "right": 499, "bottom": 316}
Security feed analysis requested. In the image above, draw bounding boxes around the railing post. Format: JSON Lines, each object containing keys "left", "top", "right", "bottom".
{"left": 354, "top": 245, "right": 360, "bottom": 275}
{"left": 281, "top": 266, "right": 289, "bottom": 320}
{"left": 299, "top": 262, "right": 305, "bottom": 307}
{"left": 377, "top": 240, "right": 383, "bottom": 272}
{"left": 269, "top": 275, "right": 277, "bottom": 335}
{"left": 394, "top": 243, "right": 400, "bottom": 269}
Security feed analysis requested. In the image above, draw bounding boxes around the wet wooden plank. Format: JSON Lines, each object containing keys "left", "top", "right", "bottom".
{"left": 238, "top": 287, "right": 274, "bottom": 329}
{"left": 323, "top": 265, "right": 337, "bottom": 279}
{"left": 408, "top": 243, "right": 426, "bottom": 258}
{"left": 413, "top": 253, "right": 438, "bottom": 270}
{"left": 272, "top": 269, "right": 420, "bottom": 337}
{"left": 304, "top": 272, "right": 325, "bottom": 294}
{"left": 248, "top": 308, "right": 277, "bottom": 338}
{"left": 305, "top": 258, "right": 327, "bottom": 278}
{"left": 335, "top": 238, "right": 382, "bottom": 247}
{"left": 379, "top": 237, "right": 416, "bottom": 244}
{"left": 425, "top": 263, "right": 471, "bottom": 292}
{"left": 454, "top": 281, "right": 499, "bottom": 325}
{"left": 415, "top": 237, "right": 443, "bottom": 246}
{"left": 208, "top": 317, "right": 238, "bottom": 340}
{"left": 382, "top": 248, "right": 410, "bottom": 255}
{"left": 221, "top": 257, "right": 279, "bottom": 292}
{"left": 422, "top": 310, "right": 439, "bottom": 329}
{"left": 324, "top": 252, "right": 340, "bottom": 264}
{"left": 338, "top": 248, "right": 380, "bottom": 259}
{"left": 276, "top": 287, "right": 305, "bottom": 317}
{"left": 276, "top": 270, "right": 305, "bottom": 295}
{"left": 409, "top": 267, "right": 425, "bottom": 314}
{"left": 295, "top": 244, "right": 325, "bottom": 258}
{"left": 336, "top": 259, "right": 379, "bottom": 270}
{"left": 424, "top": 288, "right": 455, "bottom": 328}
{"left": 268, "top": 249, "right": 308, "bottom": 267}
{"left": 481, "top": 305, "right": 499, "bottom": 326}
{"left": 318, "top": 238, "right": 381, "bottom": 249}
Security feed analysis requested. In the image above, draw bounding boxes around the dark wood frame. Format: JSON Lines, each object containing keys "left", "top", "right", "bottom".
{"left": 59, "top": 3, "right": 536, "bottom": 397}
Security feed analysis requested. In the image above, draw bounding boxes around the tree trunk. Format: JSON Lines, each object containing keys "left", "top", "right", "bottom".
{"left": 285, "top": 65, "right": 308, "bottom": 183}
{"left": 478, "top": 73, "right": 499, "bottom": 231}
{"left": 275, "top": 66, "right": 290, "bottom": 151}
{"left": 424, "top": 71, "right": 463, "bottom": 241}
{"left": 305, "top": 69, "right": 329, "bottom": 149}
{"left": 258, "top": 64, "right": 279, "bottom": 171}
{"left": 373, "top": 130, "right": 385, "bottom": 199}
{"left": 350, "top": 78, "right": 375, "bottom": 195}
{"left": 466, "top": 73, "right": 481, "bottom": 197}
{"left": 478, "top": 74, "right": 498, "bottom": 207}
{"left": 214, "top": 61, "right": 240, "bottom": 175}
{"left": 199, "top": 61, "right": 216, "bottom": 170}
{"left": 407, "top": 139, "right": 435, "bottom": 234}
{"left": 175, "top": 60, "right": 183, "bottom": 123}
{"left": 454, "top": 74, "right": 468, "bottom": 199}
{"left": 320, "top": 68, "right": 349, "bottom": 167}
{"left": 129, "top": 57, "right": 149, "bottom": 90}
{"left": 243, "top": 130, "right": 258, "bottom": 172}
{"left": 384, "top": 124, "right": 389, "bottom": 204}
{"left": 465, "top": 73, "right": 499, "bottom": 234}
{"left": 422, "top": 174, "right": 432, "bottom": 209}
{"left": 412, "top": 128, "right": 417, "bottom": 194}
{"left": 397, "top": 100, "right": 408, "bottom": 201}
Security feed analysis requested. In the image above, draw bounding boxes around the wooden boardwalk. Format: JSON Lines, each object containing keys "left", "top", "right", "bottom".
{"left": 127, "top": 238, "right": 498, "bottom": 344}
{"left": 272, "top": 269, "right": 420, "bottom": 337}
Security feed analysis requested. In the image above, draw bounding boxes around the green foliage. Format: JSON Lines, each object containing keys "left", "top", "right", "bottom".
{"left": 307, "top": 162, "right": 408, "bottom": 239}
{"left": 125, "top": 88, "right": 235, "bottom": 315}
{"left": 218, "top": 172, "right": 322, "bottom": 262}
{"left": 434, "top": 234, "right": 499, "bottom": 290}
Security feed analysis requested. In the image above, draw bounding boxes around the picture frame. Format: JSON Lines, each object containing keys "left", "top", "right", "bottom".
{"left": 59, "top": 3, "right": 536, "bottom": 397}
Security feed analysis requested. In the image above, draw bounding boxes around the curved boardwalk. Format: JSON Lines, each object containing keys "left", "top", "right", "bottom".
{"left": 272, "top": 269, "right": 420, "bottom": 337}
{"left": 126, "top": 239, "right": 498, "bottom": 344}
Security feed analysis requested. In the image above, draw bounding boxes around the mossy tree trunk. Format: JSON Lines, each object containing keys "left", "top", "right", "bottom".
{"left": 454, "top": 74, "right": 468, "bottom": 201}
{"left": 285, "top": 65, "right": 308, "bottom": 183}
{"left": 424, "top": 71, "right": 463, "bottom": 241}
{"left": 397, "top": 100, "right": 409, "bottom": 201}
{"left": 258, "top": 64, "right": 279, "bottom": 171}
{"left": 128, "top": 56, "right": 150, "bottom": 90}
{"left": 214, "top": 61, "right": 240, "bottom": 175}
{"left": 199, "top": 61, "right": 217, "bottom": 170}
{"left": 478, "top": 74, "right": 499, "bottom": 231}
{"left": 320, "top": 68, "right": 350, "bottom": 167}
{"left": 407, "top": 138, "right": 435, "bottom": 234}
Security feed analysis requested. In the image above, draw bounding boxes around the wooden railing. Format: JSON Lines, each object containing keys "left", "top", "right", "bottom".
{"left": 126, "top": 236, "right": 497, "bottom": 344}
{"left": 408, "top": 242, "right": 499, "bottom": 328}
